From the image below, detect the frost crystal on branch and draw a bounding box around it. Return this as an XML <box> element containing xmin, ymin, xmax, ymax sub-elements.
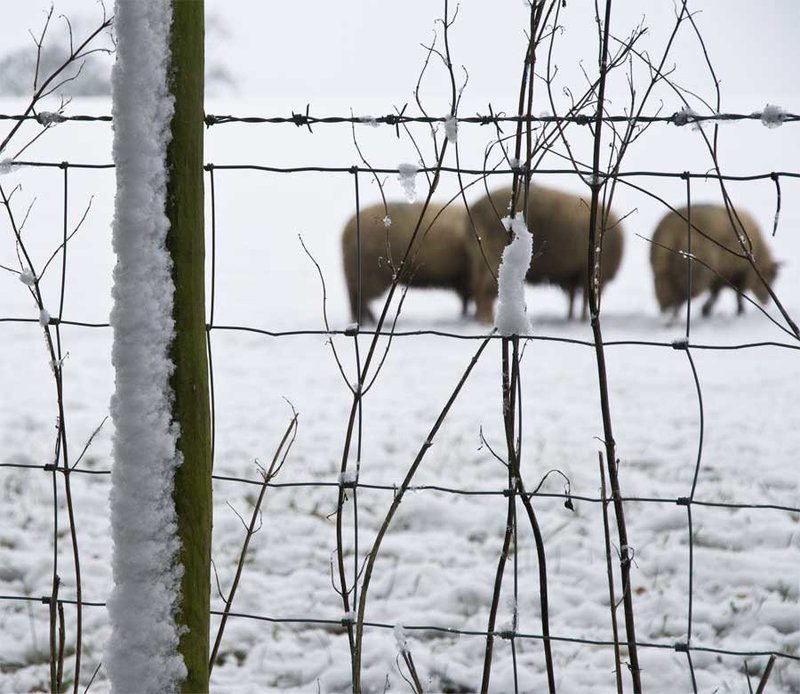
<box><xmin>495</xmin><ymin>215</ymin><xmax>533</xmax><ymax>336</ymax></box>
<box><xmin>397</xmin><ymin>162</ymin><xmax>419</xmax><ymax>202</ymax></box>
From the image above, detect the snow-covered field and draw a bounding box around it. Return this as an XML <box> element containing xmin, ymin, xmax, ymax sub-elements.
<box><xmin>2</xmin><ymin>5</ymin><xmax>800</xmax><ymax>692</ymax></box>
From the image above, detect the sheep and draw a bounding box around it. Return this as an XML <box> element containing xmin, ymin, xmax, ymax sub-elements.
<box><xmin>467</xmin><ymin>185</ymin><xmax>625</xmax><ymax>322</ymax></box>
<box><xmin>341</xmin><ymin>201</ymin><xmax>471</xmax><ymax>323</ymax></box>
<box><xmin>649</xmin><ymin>204</ymin><xmax>779</xmax><ymax>317</ymax></box>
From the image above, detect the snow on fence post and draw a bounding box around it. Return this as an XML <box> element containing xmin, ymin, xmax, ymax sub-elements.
<box><xmin>107</xmin><ymin>0</ymin><xmax>210</xmax><ymax>692</ymax></box>
<box><xmin>165</xmin><ymin>0</ymin><xmax>212</xmax><ymax>691</ymax></box>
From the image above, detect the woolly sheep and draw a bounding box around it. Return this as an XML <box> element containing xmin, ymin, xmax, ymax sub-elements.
<box><xmin>468</xmin><ymin>185</ymin><xmax>625</xmax><ymax>322</ymax></box>
<box><xmin>649</xmin><ymin>204</ymin><xmax>779</xmax><ymax>316</ymax></box>
<box><xmin>341</xmin><ymin>201</ymin><xmax>471</xmax><ymax>323</ymax></box>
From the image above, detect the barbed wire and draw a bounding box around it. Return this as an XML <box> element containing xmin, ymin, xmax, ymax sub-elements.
<box><xmin>1</xmin><ymin>109</ymin><xmax>798</xmax><ymax>129</ymax></box>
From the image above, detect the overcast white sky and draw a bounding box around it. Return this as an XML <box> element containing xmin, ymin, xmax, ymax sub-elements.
<box><xmin>1</xmin><ymin>1</ymin><xmax>798</xmax><ymax>111</ymax></box>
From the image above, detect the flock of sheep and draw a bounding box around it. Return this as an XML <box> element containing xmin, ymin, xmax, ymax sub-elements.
<box><xmin>341</xmin><ymin>185</ymin><xmax>780</xmax><ymax>323</ymax></box>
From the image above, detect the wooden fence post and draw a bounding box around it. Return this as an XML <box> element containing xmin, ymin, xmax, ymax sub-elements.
<box><xmin>165</xmin><ymin>2</ymin><xmax>211</xmax><ymax>691</ymax></box>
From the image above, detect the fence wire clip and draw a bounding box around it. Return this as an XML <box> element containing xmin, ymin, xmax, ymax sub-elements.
<box><xmin>676</xmin><ymin>496</ymin><xmax>691</xmax><ymax>507</ymax></box>
<box><xmin>673</xmin><ymin>641</ymin><xmax>689</xmax><ymax>653</ymax></box>
<box><xmin>43</xmin><ymin>463</ymin><xmax>58</xmax><ymax>472</ymax></box>
<box><xmin>671</xmin><ymin>337</ymin><xmax>689</xmax><ymax>350</ymax></box>
<box><xmin>344</xmin><ymin>323</ymin><xmax>359</xmax><ymax>336</ymax></box>
<box><xmin>498</xmin><ymin>629</ymin><xmax>516</xmax><ymax>640</ymax></box>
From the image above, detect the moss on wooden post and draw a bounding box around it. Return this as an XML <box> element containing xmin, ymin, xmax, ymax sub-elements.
<box><xmin>165</xmin><ymin>2</ymin><xmax>211</xmax><ymax>691</ymax></box>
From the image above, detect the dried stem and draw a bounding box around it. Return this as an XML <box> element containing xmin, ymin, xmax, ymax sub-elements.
<box><xmin>208</xmin><ymin>411</ymin><xmax>299</xmax><ymax>672</ymax></box>
<box><xmin>585</xmin><ymin>0</ymin><xmax>641</xmax><ymax>689</ymax></box>
<box><xmin>352</xmin><ymin>335</ymin><xmax>492</xmax><ymax>691</ymax></box>
<box><xmin>600</xmin><ymin>453</ymin><xmax>624</xmax><ymax>694</ymax></box>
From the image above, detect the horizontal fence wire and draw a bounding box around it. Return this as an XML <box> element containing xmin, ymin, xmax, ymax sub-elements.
<box><xmin>0</xmin><ymin>460</ymin><xmax>798</xmax><ymax>513</ymax></box>
<box><xmin>3</xmin><ymin>315</ymin><xmax>800</xmax><ymax>350</ymax></box>
<box><xmin>6</xmin><ymin>159</ymin><xmax>800</xmax><ymax>182</ymax></box>
<box><xmin>0</xmin><ymin>594</ymin><xmax>796</xmax><ymax>663</ymax></box>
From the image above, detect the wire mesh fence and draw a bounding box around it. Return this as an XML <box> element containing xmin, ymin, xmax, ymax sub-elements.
<box><xmin>1</xmin><ymin>111</ymin><xmax>799</xmax><ymax>691</ymax></box>
<box><xmin>1</xmin><ymin>2</ymin><xmax>800</xmax><ymax>692</ymax></box>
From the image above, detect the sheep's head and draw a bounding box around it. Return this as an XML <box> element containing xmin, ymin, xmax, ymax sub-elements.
<box><xmin>753</xmin><ymin>260</ymin><xmax>781</xmax><ymax>303</ymax></box>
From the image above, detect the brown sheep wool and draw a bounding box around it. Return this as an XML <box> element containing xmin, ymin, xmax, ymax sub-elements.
<box><xmin>468</xmin><ymin>185</ymin><xmax>625</xmax><ymax>322</ymax></box>
<box><xmin>650</xmin><ymin>204</ymin><xmax>779</xmax><ymax>317</ymax></box>
<box><xmin>341</xmin><ymin>201</ymin><xmax>471</xmax><ymax>323</ymax></box>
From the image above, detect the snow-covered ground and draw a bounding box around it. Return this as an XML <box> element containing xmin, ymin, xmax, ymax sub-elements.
<box><xmin>1</xmin><ymin>91</ymin><xmax>798</xmax><ymax>693</ymax></box>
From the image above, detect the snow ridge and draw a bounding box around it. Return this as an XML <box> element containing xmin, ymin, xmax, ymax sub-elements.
<box><xmin>106</xmin><ymin>1</ymin><xmax>186</xmax><ymax>692</ymax></box>
<box><xmin>495</xmin><ymin>214</ymin><xmax>533</xmax><ymax>336</ymax></box>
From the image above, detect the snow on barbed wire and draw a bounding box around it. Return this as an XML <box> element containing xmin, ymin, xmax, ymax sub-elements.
<box><xmin>444</xmin><ymin>114</ymin><xmax>458</xmax><ymax>143</ymax></box>
<box><xmin>36</xmin><ymin>111</ymin><xmax>67</xmax><ymax>125</ymax></box>
<box><xmin>495</xmin><ymin>215</ymin><xmax>533</xmax><ymax>336</ymax></box>
<box><xmin>673</xmin><ymin>105</ymin><xmax>701</xmax><ymax>129</ymax></box>
<box><xmin>383</xmin><ymin>215</ymin><xmax>392</xmax><ymax>228</ymax></box>
<box><xmin>358</xmin><ymin>115</ymin><xmax>379</xmax><ymax>128</ymax></box>
<box><xmin>759</xmin><ymin>103</ymin><xmax>786</xmax><ymax>129</ymax></box>
<box><xmin>397</xmin><ymin>162</ymin><xmax>419</xmax><ymax>203</ymax></box>
<box><xmin>105</xmin><ymin>0</ymin><xmax>186</xmax><ymax>691</ymax></box>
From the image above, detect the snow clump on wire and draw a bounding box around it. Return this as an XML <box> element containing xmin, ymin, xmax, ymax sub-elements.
<box><xmin>673</xmin><ymin>105</ymin><xmax>701</xmax><ymax>129</ymax></box>
<box><xmin>394</xmin><ymin>624</ymin><xmax>409</xmax><ymax>654</ymax></box>
<box><xmin>495</xmin><ymin>214</ymin><xmax>533</xmax><ymax>336</ymax></box>
<box><xmin>36</xmin><ymin>111</ymin><xmax>67</xmax><ymax>125</ymax></box>
<box><xmin>760</xmin><ymin>104</ymin><xmax>786</xmax><ymax>129</ymax></box>
<box><xmin>397</xmin><ymin>162</ymin><xmax>419</xmax><ymax>202</ymax></box>
<box><xmin>444</xmin><ymin>114</ymin><xmax>458</xmax><ymax>143</ymax></box>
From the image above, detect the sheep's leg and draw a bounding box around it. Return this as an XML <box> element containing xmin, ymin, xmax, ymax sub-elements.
<box><xmin>459</xmin><ymin>289</ymin><xmax>470</xmax><ymax>317</ymax></box>
<box><xmin>349</xmin><ymin>287</ymin><xmax>375</xmax><ymax>324</ymax></box>
<box><xmin>580</xmin><ymin>282</ymin><xmax>589</xmax><ymax>321</ymax></box>
<box><xmin>474</xmin><ymin>291</ymin><xmax>494</xmax><ymax>324</ymax></box>
<box><xmin>567</xmin><ymin>284</ymin><xmax>576</xmax><ymax>320</ymax></box>
<box><xmin>701</xmin><ymin>284</ymin><xmax>721</xmax><ymax>316</ymax></box>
